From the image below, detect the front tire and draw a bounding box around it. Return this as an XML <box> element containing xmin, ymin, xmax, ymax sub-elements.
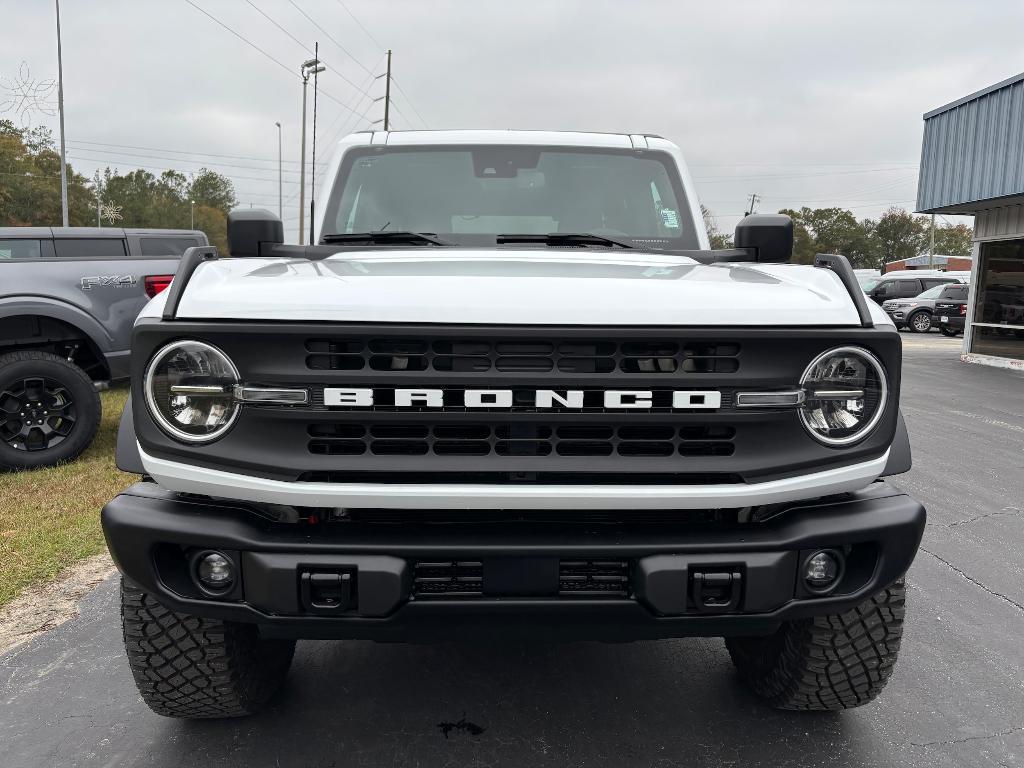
<box><xmin>908</xmin><ymin>311</ymin><xmax>932</xmax><ymax>333</ymax></box>
<box><xmin>0</xmin><ymin>350</ymin><xmax>101</xmax><ymax>470</ymax></box>
<box><xmin>725</xmin><ymin>580</ymin><xmax>906</xmax><ymax>710</ymax></box>
<box><xmin>120</xmin><ymin>580</ymin><xmax>295</xmax><ymax>719</ymax></box>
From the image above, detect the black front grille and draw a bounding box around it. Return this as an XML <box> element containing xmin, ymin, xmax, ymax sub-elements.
<box><xmin>413</xmin><ymin>561</ymin><xmax>483</xmax><ymax>598</ymax></box>
<box><xmin>411</xmin><ymin>559</ymin><xmax>630</xmax><ymax>599</ymax></box>
<box><xmin>307</xmin><ymin>337</ymin><xmax>740</xmax><ymax>375</ymax></box>
<box><xmin>559</xmin><ymin>560</ymin><xmax>630</xmax><ymax>597</ymax></box>
<box><xmin>298</xmin><ymin>470</ymin><xmax>741</xmax><ymax>484</ymax></box>
<box><xmin>308</xmin><ymin>423</ymin><xmax>736</xmax><ymax>458</ymax></box>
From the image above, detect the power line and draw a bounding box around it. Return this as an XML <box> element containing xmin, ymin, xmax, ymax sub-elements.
<box><xmin>65</xmin><ymin>143</ymin><xmax>303</xmax><ymax>175</ymax></box>
<box><xmin>287</xmin><ymin>0</ymin><xmax>374</xmax><ymax>76</ymax></box>
<box><xmin>389</xmin><ymin>77</ymin><xmax>428</xmax><ymax>128</ymax></box>
<box><xmin>183</xmin><ymin>0</ymin><xmax>296</xmax><ymax>79</ymax></box>
<box><xmin>243</xmin><ymin>0</ymin><xmax>376</xmax><ymax>101</ymax></box>
<box><xmin>66</xmin><ymin>154</ymin><xmax>301</xmax><ymax>184</ymax></box>
<box><xmin>184</xmin><ymin>0</ymin><xmax>364</xmax><ymax>118</ymax></box>
<box><xmin>66</xmin><ymin>138</ymin><xmax>299</xmax><ymax>165</ymax></box>
<box><xmin>334</xmin><ymin>0</ymin><xmax>383</xmax><ymax>50</ymax></box>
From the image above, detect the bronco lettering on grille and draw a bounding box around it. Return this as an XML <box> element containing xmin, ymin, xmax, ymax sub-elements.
<box><xmin>323</xmin><ymin>388</ymin><xmax>722</xmax><ymax>410</ymax></box>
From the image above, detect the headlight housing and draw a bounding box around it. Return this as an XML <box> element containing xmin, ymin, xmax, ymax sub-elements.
<box><xmin>799</xmin><ymin>346</ymin><xmax>887</xmax><ymax>446</ymax></box>
<box><xmin>144</xmin><ymin>340</ymin><xmax>240</xmax><ymax>443</ymax></box>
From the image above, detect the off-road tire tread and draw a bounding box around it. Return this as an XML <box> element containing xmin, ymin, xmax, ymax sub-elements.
<box><xmin>725</xmin><ymin>580</ymin><xmax>905</xmax><ymax>710</ymax></box>
<box><xmin>0</xmin><ymin>350</ymin><xmax>101</xmax><ymax>470</ymax></box>
<box><xmin>120</xmin><ymin>579</ymin><xmax>295</xmax><ymax>719</ymax></box>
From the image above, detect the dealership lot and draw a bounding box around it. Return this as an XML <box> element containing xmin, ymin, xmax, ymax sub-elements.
<box><xmin>1</xmin><ymin>335</ymin><xmax>1021</xmax><ymax>768</ymax></box>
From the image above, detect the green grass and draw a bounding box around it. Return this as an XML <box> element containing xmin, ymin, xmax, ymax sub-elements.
<box><xmin>0</xmin><ymin>388</ymin><xmax>136</xmax><ymax>607</ymax></box>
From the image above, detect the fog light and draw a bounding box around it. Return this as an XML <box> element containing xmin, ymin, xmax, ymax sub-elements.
<box><xmin>803</xmin><ymin>550</ymin><xmax>843</xmax><ymax>592</ymax></box>
<box><xmin>196</xmin><ymin>551</ymin><xmax>234</xmax><ymax>591</ymax></box>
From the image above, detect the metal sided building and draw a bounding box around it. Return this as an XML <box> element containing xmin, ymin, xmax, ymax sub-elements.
<box><xmin>917</xmin><ymin>72</ymin><xmax>1024</xmax><ymax>368</ymax></box>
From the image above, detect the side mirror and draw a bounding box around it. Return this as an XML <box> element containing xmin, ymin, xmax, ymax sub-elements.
<box><xmin>733</xmin><ymin>214</ymin><xmax>793</xmax><ymax>263</ymax></box>
<box><xmin>227</xmin><ymin>208</ymin><xmax>284</xmax><ymax>256</ymax></box>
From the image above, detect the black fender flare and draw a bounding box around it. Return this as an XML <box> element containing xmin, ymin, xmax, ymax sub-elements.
<box><xmin>116</xmin><ymin>393</ymin><xmax>145</xmax><ymax>474</ymax></box>
<box><xmin>880</xmin><ymin>410</ymin><xmax>912</xmax><ymax>476</ymax></box>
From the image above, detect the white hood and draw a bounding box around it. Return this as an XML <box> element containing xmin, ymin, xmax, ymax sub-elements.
<box><xmin>151</xmin><ymin>250</ymin><xmax>884</xmax><ymax>326</ymax></box>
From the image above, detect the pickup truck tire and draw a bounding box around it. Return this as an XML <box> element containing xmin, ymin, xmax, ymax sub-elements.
<box><xmin>908</xmin><ymin>311</ymin><xmax>932</xmax><ymax>333</ymax></box>
<box><xmin>0</xmin><ymin>350</ymin><xmax>101</xmax><ymax>470</ymax></box>
<box><xmin>940</xmin><ymin>327</ymin><xmax>960</xmax><ymax>337</ymax></box>
<box><xmin>121</xmin><ymin>580</ymin><xmax>296</xmax><ymax>719</ymax></box>
<box><xmin>724</xmin><ymin>580</ymin><xmax>906</xmax><ymax>710</ymax></box>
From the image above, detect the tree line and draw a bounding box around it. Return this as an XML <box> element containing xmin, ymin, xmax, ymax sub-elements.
<box><xmin>703</xmin><ymin>204</ymin><xmax>972</xmax><ymax>270</ymax></box>
<box><xmin>0</xmin><ymin>120</ymin><xmax>236</xmax><ymax>251</ymax></box>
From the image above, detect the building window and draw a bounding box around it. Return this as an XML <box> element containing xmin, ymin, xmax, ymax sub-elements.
<box><xmin>971</xmin><ymin>239</ymin><xmax>1024</xmax><ymax>359</ymax></box>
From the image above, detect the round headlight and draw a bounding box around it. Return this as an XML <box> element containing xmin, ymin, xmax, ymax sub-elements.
<box><xmin>799</xmin><ymin>346</ymin><xmax>887</xmax><ymax>446</ymax></box>
<box><xmin>144</xmin><ymin>340</ymin><xmax>240</xmax><ymax>442</ymax></box>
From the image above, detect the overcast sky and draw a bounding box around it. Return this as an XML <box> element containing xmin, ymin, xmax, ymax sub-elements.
<box><xmin>4</xmin><ymin>0</ymin><xmax>1021</xmax><ymax>242</ymax></box>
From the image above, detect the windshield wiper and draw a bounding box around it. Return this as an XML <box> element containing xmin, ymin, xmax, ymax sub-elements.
<box><xmin>496</xmin><ymin>232</ymin><xmax>634</xmax><ymax>249</ymax></box>
<box><xmin>320</xmin><ymin>231</ymin><xmax>451</xmax><ymax>246</ymax></box>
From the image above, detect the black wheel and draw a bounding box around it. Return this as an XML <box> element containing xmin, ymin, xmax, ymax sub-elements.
<box><xmin>120</xmin><ymin>579</ymin><xmax>295</xmax><ymax>719</ymax></box>
<box><xmin>940</xmin><ymin>327</ymin><xmax>959</xmax><ymax>337</ymax></box>
<box><xmin>907</xmin><ymin>311</ymin><xmax>932</xmax><ymax>333</ymax></box>
<box><xmin>0</xmin><ymin>350</ymin><xmax>101</xmax><ymax>470</ymax></box>
<box><xmin>725</xmin><ymin>580</ymin><xmax>906</xmax><ymax>711</ymax></box>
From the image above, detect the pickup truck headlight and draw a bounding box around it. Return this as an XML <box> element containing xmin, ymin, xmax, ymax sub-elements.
<box><xmin>798</xmin><ymin>347</ymin><xmax>887</xmax><ymax>446</ymax></box>
<box><xmin>144</xmin><ymin>340</ymin><xmax>240</xmax><ymax>442</ymax></box>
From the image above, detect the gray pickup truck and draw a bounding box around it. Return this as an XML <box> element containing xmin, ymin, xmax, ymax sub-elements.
<box><xmin>1</xmin><ymin>227</ymin><xmax>207</xmax><ymax>470</ymax></box>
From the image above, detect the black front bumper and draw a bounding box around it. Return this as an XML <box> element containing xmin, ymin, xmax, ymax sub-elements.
<box><xmin>101</xmin><ymin>482</ymin><xmax>925</xmax><ymax>641</ymax></box>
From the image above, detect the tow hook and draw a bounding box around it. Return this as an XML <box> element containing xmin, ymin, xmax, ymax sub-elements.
<box><xmin>690</xmin><ymin>569</ymin><xmax>742</xmax><ymax>613</ymax></box>
<box><xmin>299</xmin><ymin>570</ymin><xmax>355</xmax><ymax>614</ymax></box>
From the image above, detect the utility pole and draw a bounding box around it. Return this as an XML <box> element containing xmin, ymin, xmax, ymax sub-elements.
<box><xmin>383</xmin><ymin>49</ymin><xmax>391</xmax><ymax>131</ymax></box>
<box><xmin>275</xmin><ymin>121</ymin><xmax>283</xmax><ymax>220</ymax></box>
<box><xmin>928</xmin><ymin>213</ymin><xmax>936</xmax><ymax>269</ymax></box>
<box><xmin>298</xmin><ymin>56</ymin><xmax>325</xmax><ymax>244</ymax></box>
<box><xmin>745</xmin><ymin>193</ymin><xmax>760</xmax><ymax>216</ymax></box>
<box><xmin>55</xmin><ymin>0</ymin><xmax>69</xmax><ymax>227</ymax></box>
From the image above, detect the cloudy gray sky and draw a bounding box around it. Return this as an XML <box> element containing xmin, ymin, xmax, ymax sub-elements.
<box><xmin>4</xmin><ymin>0</ymin><xmax>1021</xmax><ymax>241</ymax></box>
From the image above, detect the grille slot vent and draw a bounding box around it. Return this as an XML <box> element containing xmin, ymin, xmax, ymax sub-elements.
<box><xmin>306</xmin><ymin>337</ymin><xmax>741</xmax><ymax>374</ymax></box>
<box><xmin>559</xmin><ymin>560</ymin><xmax>630</xmax><ymax>597</ymax></box>
<box><xmin>307</xmin><ymin>423</ymin><xmax>737</xmax><ymax>458</ymax></box>
<box><xmin>411</xmin><ymin>559</ymin><xmax>630</xmax><ymax>599</ymax></box>
<box><xmin>413</xmin><ymin>561</ymin><xmax>483</xmax><ymax>598</ymax></box>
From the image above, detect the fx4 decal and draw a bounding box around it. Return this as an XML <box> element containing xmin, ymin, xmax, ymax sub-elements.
<box><xmin>81</xmin><ymin>275</ymin><xmax>138</xmax><ymax>290</ymax></box>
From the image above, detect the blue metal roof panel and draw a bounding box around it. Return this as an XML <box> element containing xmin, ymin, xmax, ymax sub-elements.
<box><xmin>917</xmin><ymin>74</ymin><xmax>1024</xmax><ymax>213</ymax></box>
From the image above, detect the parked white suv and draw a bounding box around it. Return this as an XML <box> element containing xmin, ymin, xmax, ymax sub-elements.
<box><xmin>102</xmin><ymin>130</ymin><xmax>925</xmax><ymax>719</ymax></box>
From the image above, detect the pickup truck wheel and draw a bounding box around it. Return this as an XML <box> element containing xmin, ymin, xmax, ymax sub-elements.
<box><xmin>908</xmin><ymin>311</ymin><xmax>932</xmax><ymax>333</ymax></box>
<box><xmin>121</xmin><ymin>580</ymin><xmax>296</xmax><ymax>719</ymax></box>
<box><xmin>940</xmin><ymin>327</ymin><xmax>960</xmax><ymax>337</ymax></box>
<box><xmin>0</xmin><ymin>350</ymin><xmax>101</xmax><ymax>470</ymax></box>
<box><xmin>725</xmin><ymin>580</ymin><xmax>906</xmax><ymax>710</ymax></box>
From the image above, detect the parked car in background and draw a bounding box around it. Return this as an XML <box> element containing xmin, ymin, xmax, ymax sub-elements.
<box><xmin>882</xmin><ymin>282</ymin><xmax>970</xmax><ymax>333</ymax></box>
<box><xmin>861</xmin><ymin>273</ymin><xmax>959</xmax><ymax>305</ymax></box>
<box><xmin>0</xmin><ymin>227</ymin><xmax>207</xmax><ymax>469</ymax></box>
<box><xmin>935</xmin><ymin>293</ymin><xmax>969</xmax><ymax>337</ymax></box>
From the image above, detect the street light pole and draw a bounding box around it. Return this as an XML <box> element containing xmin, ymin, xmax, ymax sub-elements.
<box><xmin>275</xmin><ymin>121</ymin><xmax>283</xmax><ymax>220</ymax></box>
<box><xmin>55</xmin><ymin>0</ymin><xmax>69</xmax><ymax>227</ymax></box>
<box><xmin>298</xmin><ymin>57</ymin><xmax>325</xmax><ymax>244</ymax></box>
<box><xmin>190</xmin><ymin>200</ymin><xmax>195</xmax><ymax>230</ymax></box>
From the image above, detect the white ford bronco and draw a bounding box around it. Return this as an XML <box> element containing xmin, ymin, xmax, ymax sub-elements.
<box><xmin>102</xmin><ymin>130</ymin><xmax>924</xmax><ymax>719</ymax></box>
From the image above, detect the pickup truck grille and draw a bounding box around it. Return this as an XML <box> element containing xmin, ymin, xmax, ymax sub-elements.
<box><xmin>307</xmin><ymin>337</ymin><xmax>741</xmax><ymax>375</ymax></box>
<box><xmin>411</xmin><ymin>559</ymin><xmax>630</xmax><ymax>599</ymax></box>
<box><xmin>308</xmin><ymin>422</ymin><xmax>736</xmax><ymax>458</ymax></box>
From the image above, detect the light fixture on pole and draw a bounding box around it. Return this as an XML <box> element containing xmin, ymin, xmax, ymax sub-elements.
<box><xmin>190</xmin><ymin>200</ymin><xmax>195</xmax><ymax>230</ymax></box>
<box><xmin>274</xmin><ymin>121</ymin><xmax>283</xmax><ymax>220</ymax></box>
<box><xmin>298</xmin><ymin>57</ymin><xmax>325</xmax><ymax>244</ymax></box>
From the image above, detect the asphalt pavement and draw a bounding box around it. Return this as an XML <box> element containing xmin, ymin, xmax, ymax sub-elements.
<box><xmin>2</xmin><ymin>334</ymin><xmax>1023</xmax><ymax>768</ymax></box>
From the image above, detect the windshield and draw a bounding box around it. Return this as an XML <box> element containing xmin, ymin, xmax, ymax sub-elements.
<box><xmin>320</xmin><ymin>145</ymin><xmax>700</xmax><ymax>249</ymax></box>
<box><xmin>860</xmin><ymin>277</ymin><xmax>882</xmax><ymax>292</ymax></box>
<box><xmin>915</xmin><ymin>285</ymin><xmax>945</xmax><ymax>300</ymax></box>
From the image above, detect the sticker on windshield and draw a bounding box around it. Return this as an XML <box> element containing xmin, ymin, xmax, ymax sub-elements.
<box><xmin>660</xmin><ymin>208</ymin><xmax>680</xmax><ymax>229</ymax></box>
